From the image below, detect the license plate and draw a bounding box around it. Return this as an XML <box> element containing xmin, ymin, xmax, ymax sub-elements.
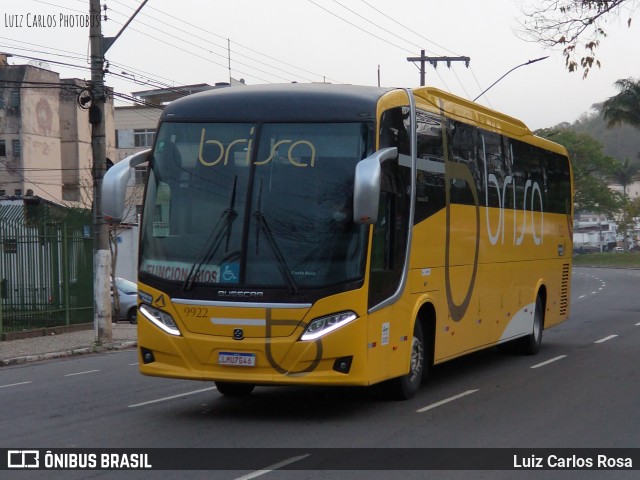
<box><xmin>218</xmin><ymin>352</ymin><xmax>256</xmax><ymax>367</ymax></box>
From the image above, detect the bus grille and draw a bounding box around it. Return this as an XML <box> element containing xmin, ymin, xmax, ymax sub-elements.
<box><xmin>559</xmin><ymin>263</ymin><xmax>570</xmax><ymax>317</ymax></box>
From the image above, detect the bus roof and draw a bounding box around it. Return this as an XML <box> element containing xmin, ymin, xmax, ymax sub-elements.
<box><xmin>412</xmin><ymin>86</ymin><xmax>568</xmax><ymax>156</ymax></box>
<box><xmin>161</xmin><ymin>83</ymin><xmax>395</xmax><ymax>123</ymax></box>
<box><xmin>159</xmin><ymin>82</ymin><xmax>567</xmax><ymax>157</ymax></box>
<box><xmin>413</xmin><ymin>87</ymin><xmax>531</xmax><ymax>137</ymax></box>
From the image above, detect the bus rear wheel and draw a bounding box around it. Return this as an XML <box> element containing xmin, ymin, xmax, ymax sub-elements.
<box><xmin>518</xmin><ymin>296</ymin><xmax>544</xmax><ymax>355</ymax></box>
<box><xmin>386</xmin><ymin>321</ymin><xmax>424</xmax><ymax>400</ymax></box>
<box><xmin>215</xmin><ymin>381</ymin><xmax>255</xmax><ymax>397</ymax></box>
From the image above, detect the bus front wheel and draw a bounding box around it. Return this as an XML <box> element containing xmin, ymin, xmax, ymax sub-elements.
<box><xmin>386</xmin><ymin>320</ymin><xmax>424</xmax><ymax>400</ymax></box>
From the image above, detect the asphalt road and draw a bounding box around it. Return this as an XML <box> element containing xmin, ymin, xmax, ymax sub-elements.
<box><xmin>1</xmin><ymin>267</ymin><xmax>639</xmax><ymax>480</ymax></box>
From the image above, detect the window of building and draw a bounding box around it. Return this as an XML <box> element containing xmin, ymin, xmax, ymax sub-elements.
<box><xmin>0</xmin><ymin>189</ymin><xmax>5</xmax><ymax>196</ymax></box>
<box><xmin>12</xmin><ymin>139</ymin><xmax>21</xmax><ymax>158</ymax></box>
<box><xmin>0</xmin><ymin>140</ymin><xmax>5</xmax><ymax>157</ymax></box>
<box><xmin>134</xmin><ymin>129</ymin><xmax>155</xmax><ymax>147</ymax></box>
<box><xmin>134</xmin><ymin>165</ymin><xmax>147</xmax><ymax>185</ymax></box>
<box><xmin>11</xmin><ymin>91</ymin><xmax>20</xmax><ymax>108</ymax></box>
<box><xmin>0</xmin><ymin>92</ymin><xmax>5</xmax><ymax>109</ymax></box>
<box><xmin>14</xmin><ymin>189</ymin><xmax>22</xmax><ymax>196</ymax></box>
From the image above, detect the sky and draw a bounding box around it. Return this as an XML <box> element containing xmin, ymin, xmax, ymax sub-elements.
<box><xmin>2</xmin><ymin>0</ymin><xmax>639</xmax><ymax>131</ymax></box>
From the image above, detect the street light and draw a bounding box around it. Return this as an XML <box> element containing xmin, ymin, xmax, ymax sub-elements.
<box><xmin>473</xmin><ymin>56</ymin><xmax>549</xmax><ymax>102</ymax></box>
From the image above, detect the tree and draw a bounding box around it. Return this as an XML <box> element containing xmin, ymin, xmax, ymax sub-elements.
<box><xmin>536</xmin><ymin>127</ymin><xmax>620</xmax><ymax>215</ymax></box>
<box><xmin>602</xmin><ymin>77</ymin><xmax>640</xmax><ymax>128</ymax></box>
<box><xmin>609</xmin><ymin>158</ymin><xmax>640</xmax><ymax>250</ymax></box>
<box><xmin>519</xmin><ymin>0</ymin><xmax>637</xmax><ymax>77</ymax></box>
<box><xmin>610</xmin><ymin>158</ymin><xmax>640</xmax><ymax>195</ymax></box>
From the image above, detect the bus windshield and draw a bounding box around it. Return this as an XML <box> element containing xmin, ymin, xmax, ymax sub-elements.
<box><xmin>139</xmin><ymin>121</ymin><xmax>371</xmax><ymax>293</ymax></box>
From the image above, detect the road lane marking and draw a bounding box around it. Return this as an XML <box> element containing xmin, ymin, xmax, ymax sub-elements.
<box><xmin>530</xmin><ymin>355</ymin><xmax>567</xmax><ymax>369</ymax></box>
<box><xmin>128</xmin><ymin>387</ymin><xmax>217</xmax><ymax>408</ymax></box>
<box><xmin>64</xmin><ymin>370</ymin><xmax>100</xmax><ymax>377</ymax></box>
<box><xmin>0</xmin><ymin>381</ymin><xmax>33</xmax><ymax>389</ymax></box>
<box><xmin>578</xmin><ymin>295</ymin><xmax>586</xmax><ymax>299</ymax></box>
<box><xmin>416</xmin><ymin>389</ymin><xmax>478</xmax><ymax>413</ymax></box>
<box><xmin>594</xmin><ymin>335</ymin><xmax>618</xmax><ymax>344</ymax></box>
<box><xmin>128</xmin><ymin>362</ymin><xmax>139</xmax><ymax>366</ymax></box>
<box><xmin>636</xmin><ymin>322</ymin><xmax>640</xmax><ymax>326</ymax></box>
<box><xmin>234</xmin><ymin>454</ymin><xmax>310</xmax><ymax>480</ymax></box>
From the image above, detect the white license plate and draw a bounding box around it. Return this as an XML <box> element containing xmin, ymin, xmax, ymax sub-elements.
<box><xmin>218</xmin><ymin>352</ymin><xmax>256</xmax><ymax>367</ymax></box>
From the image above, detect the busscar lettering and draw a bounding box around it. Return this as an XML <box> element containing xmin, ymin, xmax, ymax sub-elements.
<box><xmin>198</xmin><ymin>128</ymin><xmax>316</xmax><ymax>168</ymax></box>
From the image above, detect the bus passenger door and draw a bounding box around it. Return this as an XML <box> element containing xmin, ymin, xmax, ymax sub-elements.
<box><xmin>366</xmin><ymin>106</ymin><xmax>412</xmax><ymax>383</ymax></box>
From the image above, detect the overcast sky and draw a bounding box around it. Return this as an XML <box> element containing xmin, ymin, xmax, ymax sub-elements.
<box><xmin>3</xmin><ymin>0</ymin><xmax>639</xmax><ymax>130</ymax></box>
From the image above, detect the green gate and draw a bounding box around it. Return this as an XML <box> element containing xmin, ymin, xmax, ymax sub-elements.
<box><xmin>0</xmin><ymin>202</ymin><xmax>94</xmax><ymax>334</ymax></box>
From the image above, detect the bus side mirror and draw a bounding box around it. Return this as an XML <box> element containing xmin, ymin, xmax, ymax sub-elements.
<box><xmin>102</xmin><ymin>149</ymin><xmax>150</xmax><ymax>223</ymax></box>
<box><xmin>353</xmin><ymin>147</ymin><xmax>398</xmax><ymax>224</ymax></box>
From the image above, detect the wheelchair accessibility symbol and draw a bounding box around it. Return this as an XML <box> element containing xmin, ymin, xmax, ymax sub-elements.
<box><xmin>221</xmin><ymin>263</ymin><xmax>239</xmax><ymax>283</ymax></box>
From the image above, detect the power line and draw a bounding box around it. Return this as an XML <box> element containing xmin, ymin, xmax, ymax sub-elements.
<box><xmin>307</xmin><ymin>0</ymin><xmax>416</xmax><ymax>55</ymax></box>
<box><xmin>329</xmin><ymin>0</ymin><xmax>437</xmax><ymax>55</ymax></box>
<box><xmin>109</xmin><ymin>0</ymin><xmax>340</xmax><ymax>83</ymax></box>
<box><xmin>359</xmin><ymin>0</ymin><xmax>462</xmax><ymax>57</ymax></box>
<box><xmin>106</xmin><ymin>1</ymin><xmax>318</xmax><ymax>83</ymax></box>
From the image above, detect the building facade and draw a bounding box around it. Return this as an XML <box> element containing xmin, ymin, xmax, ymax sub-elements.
<box><xmin>0</xmin><ymin>54</ymin><xmax>115</xmax><ymax>208</ymax></box>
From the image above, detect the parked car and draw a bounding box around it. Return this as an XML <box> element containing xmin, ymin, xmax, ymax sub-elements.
<box><xmin>613</xmin><ymin>246</ymin><xmax>624</xmax><ymax>252</ymax></box>
<box><xmin>112</xmin><ymin>277</ymin><xmax>138</xmax><ymax>324</ymax></box>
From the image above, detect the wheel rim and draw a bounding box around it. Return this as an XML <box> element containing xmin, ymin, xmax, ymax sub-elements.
<box><xmin>408</xmin><ymin>336</ymin><xmax>424</xmax><ymax>383</ymax></box>
<box><xmin>533</xmin><ymin>304</ymin><xmax>542</xmax><ymax>342</ymax></box>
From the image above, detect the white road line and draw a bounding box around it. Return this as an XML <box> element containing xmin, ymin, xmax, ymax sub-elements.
<box><xmin>578</xmin><ymin>295</ymin><xmax>586</xmax><ymax>299</ymax></box>
<box><xmin>595</xmin><ymin>335</ymin><xmax>618</xmax><ymax>344</ymax></box>
<box><xmin>636</xmin><ymin>322</ymin><xmax>640</xmax><ymax>326</ymax></box>
<box><xmin>416</xmin><ymin>389</ymin><xmax>478</xmax><ymax>413</ymax></box>
<box><xmin>64</xmin><ymin>369</ymin><xmax>100</xmax><ymax>377</ymax></box>
<box><xmin>591</xmin><ymin>291</ymin><xmax>598</xmax><ymax>295</ymax></box>
<box><xmin>234</xmin><ymin>454</ymin><xmax>310</xmax><ymax>480</ymax></box>
<box><xmin>128</xmin><ymin>387</ymin><xmax>217</xmax><ymax>408</ymax></box>
<box><xmin>128</xmin><ymin>362</ymin><xmax>139</xmax><ymax>366</ymax></box>
<box><xmin>0</xmin><ymin>381</ymin><xmax>33</xmax><ymax>389</ymax></box>
<box><xmin>530</xmin><ymin>355</ymin><xmax>567</xmax><ymax>369</ymax></box>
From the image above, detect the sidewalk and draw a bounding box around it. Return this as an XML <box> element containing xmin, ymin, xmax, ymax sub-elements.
<box><xmin>0</xmin><ymin>323</ymin><xmax>137</xmax><ymax>366</ymax></box>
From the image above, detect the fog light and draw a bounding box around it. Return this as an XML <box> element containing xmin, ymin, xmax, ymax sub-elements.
<box><xmin>141</xmin><ymin>347</ymin><xmax>155</xmax><ymax>364</ymax></box>
<box><xmin>333</xmin><ymin>356</ymin><xmax>353</xmax><ymax>374</ymax></box>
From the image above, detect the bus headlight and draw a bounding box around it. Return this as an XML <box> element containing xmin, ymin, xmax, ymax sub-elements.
<box><xmin>139</xmin><ymin>304</ymin><xmax>181</xmax><ymax>336</ymax></box>
<box><xmin>300</xmin><ymin>311</ymin><xmax>357</xmax><ymax>341</ymax></box>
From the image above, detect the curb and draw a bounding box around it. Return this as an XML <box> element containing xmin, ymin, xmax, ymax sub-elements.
<box><xmin>0</xmin><ymin>340</ymin><xmax>137</xmax><ymax>367</ymax></box>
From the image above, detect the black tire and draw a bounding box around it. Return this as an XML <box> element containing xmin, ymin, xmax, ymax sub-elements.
<box><xmin>215</xmin><ymin>381</ymin><xmax>255</xmax><ymax>397</ymax></box>
<box><xmin>386</xmin><ymin>321</ymin><xmax>424</xmax><ymax>400</ymax></box>
<box><xmin>128</xmin><ymin>308</ymin><xmax>137</xmax><ymax>324</ymax></box>
<box><xmin>518</xmin><ymin>296</ymin><xmax>544</xmax><ymax>355</ymax></box>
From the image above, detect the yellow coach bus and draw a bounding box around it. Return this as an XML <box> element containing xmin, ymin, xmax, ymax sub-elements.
<box><xmin>103</xmin><ymin>84</ymin><xmax>572</xmax><ymax>400</ymax></box>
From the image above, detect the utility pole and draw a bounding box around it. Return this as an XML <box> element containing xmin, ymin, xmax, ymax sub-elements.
<box><xmin>406</xmin><ymin>50</ymin><xmax>471</xmax><ymax>86</ymax></box>
<box><xmin>89</xmin><ymin>0</ymin><xmax>111</xmax><ymax>344</ymax></box>
<box><xmin>89</xmin><ymin>0</ymin><xmax>148</xmax><ymax>344</ymax></box>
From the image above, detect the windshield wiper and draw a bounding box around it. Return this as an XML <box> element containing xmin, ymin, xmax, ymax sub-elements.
<box><xmin>182</xmin><ymin>176</ymin><xmax>238</xmax><ymax>291</ymax></box>
<box><xmin>253</xmin><ymin>180</ymin><xmax>299</xmax><ymax>295</ymax></box>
